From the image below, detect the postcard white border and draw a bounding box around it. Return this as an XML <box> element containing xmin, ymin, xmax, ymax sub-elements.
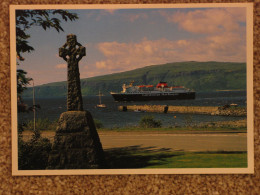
<box><xmin>10</xmin><ymin>3</ymin><xmax>254</xmax><ymax>176</ymax></box>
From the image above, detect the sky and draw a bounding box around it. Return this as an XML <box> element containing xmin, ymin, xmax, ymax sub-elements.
<box><xmin>18</xmin><ymin>7</ymin><xmax>247</xmax><ymax>86</ymax></box>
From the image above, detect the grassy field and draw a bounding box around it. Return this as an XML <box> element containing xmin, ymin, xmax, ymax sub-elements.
<box><xmin>20</xmin><ymin>116</ymin><xmax>247</xmax><ymax>169</ymax></box>
<box><xmin>104</xmin><ymin>146</ymin><xmax>247</xmax><ymax>169</ymax></box>
<box><xmin>21</xmin><ymin>130</ymin><xmax>247</xmax><ymax>169</ymax></box>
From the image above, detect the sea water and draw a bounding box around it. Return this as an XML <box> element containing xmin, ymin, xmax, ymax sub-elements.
<box><xmin>19</xmin><ymin>91</ymin><xmax>246</xmax><ymax>128</ymax></box>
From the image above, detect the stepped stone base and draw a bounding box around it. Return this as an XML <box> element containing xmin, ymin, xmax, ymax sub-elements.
<box><xmin>47</xmin><ymin>111</ymin><xmax>106</xmax><ymax>169</ymax></box>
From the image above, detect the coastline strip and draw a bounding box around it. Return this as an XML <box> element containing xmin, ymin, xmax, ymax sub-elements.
<box><xmin>118</xmin><ymin>105</ymin><xmax>246</xmax><ymax>116</ymax></box>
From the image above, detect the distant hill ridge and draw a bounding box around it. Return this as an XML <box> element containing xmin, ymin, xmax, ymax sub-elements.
<box><xmin>22</xmin><ymin>61</ymin><xmax>246</xmax><ymax>98</ymax></box>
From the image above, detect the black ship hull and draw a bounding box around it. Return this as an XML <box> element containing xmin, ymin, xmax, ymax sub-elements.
<box><xmin>111</xmin><ymin>92</ymin><xmax>196</xmax><ymax>102</ymax></box>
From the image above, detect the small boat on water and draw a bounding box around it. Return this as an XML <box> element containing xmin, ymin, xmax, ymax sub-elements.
<box><xmin>97</xmin><ymin>90</ymin><xmax>106</xmax><ymax>108</ymax></box>
<box><xmin>110</xmin><ymin>81</ymin><xmax>195</xmax><ymax>102</ymax></box>
<box><xmin>97</xmin><ymin>104</ymin><xmax>106</xmax><ymax>108</ymax></box>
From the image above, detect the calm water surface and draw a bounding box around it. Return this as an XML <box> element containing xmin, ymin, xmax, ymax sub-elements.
<box><xmin>20</xmin><ymin>91</ymin><xmax>246</xmax><ymax>128</ymax></box>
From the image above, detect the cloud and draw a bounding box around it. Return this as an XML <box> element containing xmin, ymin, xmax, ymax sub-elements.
<box><xmin>95</xmin><ymin>38</ymin><xmax>170</xmax><ymax>71</ymax></box>
<box><xmin>55</xmin><ymin>64</ymin><xmax>67</xmax><ymax>69</ymax></box>
<box><xmin>85</xmin><ymin>10</ymin><xmax>148</xmax><ymax>23</ymax></box>
<box><xmin>104</xmin><ymin>9</ymin><xmax>117</xmax><ymax>15</ymax></box>
<box><xmin>80</xmin><ymin>8</ymin><xmax>246</xmax><ymax>78</ymax></box>
<box><xmin>95</xmin><ymin>61</ymin><xmax>107</xmax><ymax>69</ymax></box>
<box><xmin>86</xmin><ymin>9</ymin><xmax>118</xmax><ymax>21</ymax></box>
<box><xmin>82</xmin><ymin>35</ymin><xmax>245</xmax><ymax>78</ymax></box>
<box><xmin>124</xmin><ymin>13</ymin><xmax>148</xmax><ymax>22</ymax></box>
<box><xmin>160</xmin><ymin>8</ymin><xmax>246</xmax><ymax>34</ymax></box>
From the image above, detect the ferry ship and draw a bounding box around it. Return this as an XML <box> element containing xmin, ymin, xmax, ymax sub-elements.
<box><xmin>110</xmin><ymin>81</ymin><xmax>195</xmax><ymax>102</ymax></box>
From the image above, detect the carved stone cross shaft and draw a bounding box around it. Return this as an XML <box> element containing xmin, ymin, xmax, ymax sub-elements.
<box><xmin>59</xmin><ymin>34</ymin><xmax>86</xmax><ymax>111</ymax></box>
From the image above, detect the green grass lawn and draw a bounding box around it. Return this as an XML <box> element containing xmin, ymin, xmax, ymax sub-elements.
<box><xmin>147</xmin><ymin>151</ymin><xmax>247</xmax><ymax>168</ymax></box>
<box><xmin>104</xmin><ymin>146</ymin><xmax>247</xmax><ymax>169</ymax></box>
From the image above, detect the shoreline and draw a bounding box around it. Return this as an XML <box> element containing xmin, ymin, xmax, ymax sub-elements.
<box><xmin>119</xmin><ymin>105</ymin><xmax>246</xmax><ymax>116</ymax></box>
<box><xmin>21</xmin><ymin>118</ymin><xmax>247</xmax><ymax>137</ymax></box>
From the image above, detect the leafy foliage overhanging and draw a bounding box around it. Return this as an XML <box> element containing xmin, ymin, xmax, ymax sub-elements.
<box><xmin>16</xmin><ymin>10</ymin><xmax>78</xmax><ymax>169</ymax></box>
<box><xmin>16</xmin><ymin>9</ymin><xmax>78</xmax><ymax>98</ymax></box>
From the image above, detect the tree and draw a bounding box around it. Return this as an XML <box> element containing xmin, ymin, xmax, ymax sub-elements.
<box><xmin>139</xmin><ymin>115</ymin><xmax>162</xmax><ymax>128</ymax></box>
<box><xmin>16</xmin><ymin>10</ymin><xmax>79</xmax><ymax>169</ymax></box>
<box><xmin>16</xmin><ymin>9</ymin><xmax>78</xmax><ymax>110</ymax></box>
<box><xmin>17</xmin><ymin>69</ymin><xmax>32</xmax><ymax>112</ymax></box>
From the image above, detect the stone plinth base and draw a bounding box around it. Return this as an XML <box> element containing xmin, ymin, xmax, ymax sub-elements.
<box><xmin>47</xmin><ymin>111</ymin><xmax>105</xmax><ymax>169</ymax></box>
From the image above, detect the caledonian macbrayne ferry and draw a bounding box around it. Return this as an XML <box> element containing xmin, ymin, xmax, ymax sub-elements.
<box><xmin>110</xmin><ymin>81</ymin><xmax>195</xmax><ymax>102</ymax></box>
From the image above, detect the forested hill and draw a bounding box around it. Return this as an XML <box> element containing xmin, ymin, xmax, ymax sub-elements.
<box><xmin>22</xmin><ymin>61</ymin><xmax>246</xmax><ymax>97</ymax></box>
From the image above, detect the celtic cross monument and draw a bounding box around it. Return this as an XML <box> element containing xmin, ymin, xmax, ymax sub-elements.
<box><xmin>59</xmin><ymin>34</ymin><xmax>85</xmax><ymax>111</ymax></box>
<box><xmin>47</xmin><ymin>34</ymin><xmax>105</xmax><ymax>169</ymax></box>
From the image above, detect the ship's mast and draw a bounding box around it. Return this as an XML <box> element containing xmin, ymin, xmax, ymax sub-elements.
<box><xmin>99</xmin><ymin>90</ymin><xmax>101</xmax><ymax>104</ymax></box>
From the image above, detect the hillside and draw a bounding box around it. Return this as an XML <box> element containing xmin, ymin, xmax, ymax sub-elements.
<box><xmin>22</xmin><ymin>61</ymin><xmax>246</xmax><ymax>98</ymax></box>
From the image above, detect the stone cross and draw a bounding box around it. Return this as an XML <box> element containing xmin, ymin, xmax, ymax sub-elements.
<box><xmin>59</xmin><ymin>34</ymin><xmax>86</xmax><ymax>111</ymax></box>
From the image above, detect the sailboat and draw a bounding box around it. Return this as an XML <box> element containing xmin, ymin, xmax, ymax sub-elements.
<box><xmin>97</xmin><ymin>90</ymin><xmax>106</xmax><ymax>108</ymax></box>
